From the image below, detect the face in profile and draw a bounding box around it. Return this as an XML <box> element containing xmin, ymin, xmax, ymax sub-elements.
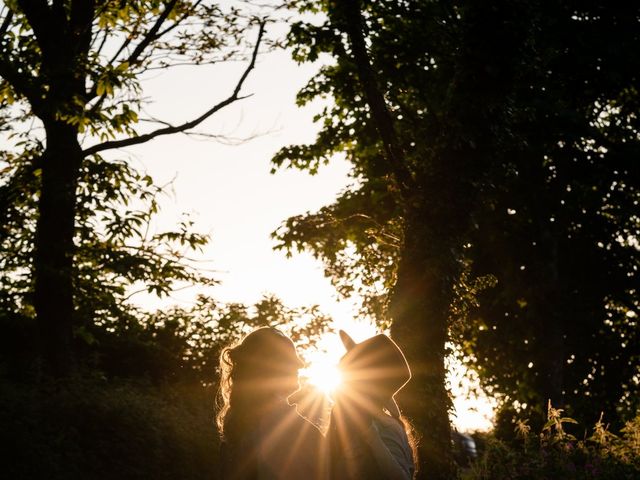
<box><xmin>265</xmin><ymin>342</ymin><xmax>303</xmax><ymax>397</ymax></box>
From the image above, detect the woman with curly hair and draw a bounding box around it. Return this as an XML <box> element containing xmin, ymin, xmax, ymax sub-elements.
<box><xmin>216</xmin><ymin>327</ymin><xmax>327</xmax><ymax>480</ymax></box>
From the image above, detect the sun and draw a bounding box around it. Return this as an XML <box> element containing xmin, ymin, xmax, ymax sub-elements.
<box><xmin>299</xmin><ymin>322</ymin><xmax>378</xmax><ymax>395</ymax></box>
<box><xmin>299</xmin><ymin>335</ymin><xmax>347</xmax><ymax>394</ymax></box>
<box><xmin>298</xmin><ymin>325</ymin><xmax>497</xmax><ymax>433</ymax></box>
<box><xmin>303</xmin><ymin>358</ymin><xmax>342</xmax><ymax>394</ymax></box>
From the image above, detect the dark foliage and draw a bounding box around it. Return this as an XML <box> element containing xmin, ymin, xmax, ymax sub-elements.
<box><xmin>0</xmin><ymin>378</ymin><xmax>220</xmax><ymax>480</ymax></box>
<box><xmin>277</xmin><ymin>1</ymin><xmax>640</xmax><ymax>475</ymax></box>
<box><xmin>462</xmin><ymin>406</ymin><xmax>640</xmax><ymax>480</ymax></box>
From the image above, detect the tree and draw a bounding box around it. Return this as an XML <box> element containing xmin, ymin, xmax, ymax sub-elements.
<box><xmin>276</xmin><ymin>0</ymin><xmax>526</xmax><ymax>476</ymax></box>
<box><xmin>0</xmin><ymin>150</ymin><xmax>219</xmax><ymax>378</ymax></box>
<box><xmin>84</xmin><ymin>292</ymin><xmax>332</xmax><ymax>385</ymax></box>
<box><xmin>0</xmin><ymin>149</ymin><xmax>334</xmax><ymax>383</ymax></box>
<box><xmin>278</xmin><ymin>0</ymin><xmax>639</xmax><ymax>476</ymax></box>
<box><xmin>0</xmin><ymin>0</ymin><xmax>265</xmax><ymax>375</ymax></box>
<box><xmin>453</xmin><ymin>1</ymin><xmax>640</xmax><ymax>433</ymax></box>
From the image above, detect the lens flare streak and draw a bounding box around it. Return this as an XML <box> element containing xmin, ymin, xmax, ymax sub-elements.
<box><xmin>303</xmin><ymin>360</ymin><xmax>343</xmax><ymax>394</ymax></box>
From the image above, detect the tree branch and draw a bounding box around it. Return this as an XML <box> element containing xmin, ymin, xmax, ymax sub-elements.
<box><xmin>335</xmin><ymin>0</ymin><xmax>415</xmax><ymax>198</ymax></box>
<box><xmin>155</xmin><ymin>0</ymin><xmax>203</xmax><ymax>38</ymax></box>
<box><xmin>70</xmin><ymin>0</ymin><xmax>96</xmax><ymax>36</ymax></box>
<box><xmin>69</xmin><ymin>0</ymin><xmax>96</xmax><ymax>63</ymax></box>
<box><xmin>85</xmin><ymin>0</ymin><xmax>178</xmax><ymax>100</ymax></box>
<box><xmin>15</xmin><ymin>0</ymin><xmax>54</xmax><ymax>54</ymax></box>
<box><xmin>82</xmin><ymin>21</ymin><xmax>265</xmax><ymax>157</ymax></box>
<box><xmin>126</xmin><ymin>0</ymin><xmax>179</xmax><ymax>67</ymax></box>
<box><xmin>106</xmin><ymin>14</ymin><xmax>145</xmax><ymax>66</ymax></box>
<box><xmin>0</xmin><ymin>9</ymin><xmax>13</xmax><ymax>39</ymax></box>
<box><xmin>51</xmin><ymin>0</ymin><xmax>67</xmax><ymax>28</ymax></box>
<box><xmin>0</xmin><ymin>55</ymin><xmax>39</xmax><ymax>105</ymax></box>
<box><xmin>93</xmin><ymin>24</ymin><xmax>111</xmax><ymax>57</ymax></box>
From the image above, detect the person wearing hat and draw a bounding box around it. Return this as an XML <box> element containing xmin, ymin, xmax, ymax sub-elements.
<box><xmin>216</xmin><ymin>327</ymin><xmax>328</xmax><ymax>479</ymax></box>
<box><xmin>328</xmin><ymin>330</ymin><xmax>417</xmax><ymax>480</ymax></box>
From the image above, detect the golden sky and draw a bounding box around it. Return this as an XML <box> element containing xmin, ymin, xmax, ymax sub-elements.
<box><xmin>112</xmin><ymin>40</ymin><xmax>494</xmax><ymax>432</ymax></box>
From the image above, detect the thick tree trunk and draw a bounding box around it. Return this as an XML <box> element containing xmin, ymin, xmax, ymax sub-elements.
<box><xmin>390</xmin><ymin>212</ymin><xmax>457</xmax><ymax>480</ymax></box>
<box><xmin>33</xmin><ymin>120</ymin><xmax>83</xmax><ymax>376</ymax></box>
<box><xmin>328</xmin><ymin>2</ymin><xmax>462</xmax><ymax>476</ymax></box>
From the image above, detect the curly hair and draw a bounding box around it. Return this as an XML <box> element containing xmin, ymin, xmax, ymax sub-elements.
<box><xmin>215</xmin><ymin>326</ymin><xmax>304</xmax><ymax>478</ymax></box>
<box><xmin>216</xmin><ymin>327</ymin><xmax>303</xmax><ymax>443</ymax></box>
<box><xmin>215</xmin><ymin>344</ymin><xmax>235</xmax><ymax>440</ymax></box>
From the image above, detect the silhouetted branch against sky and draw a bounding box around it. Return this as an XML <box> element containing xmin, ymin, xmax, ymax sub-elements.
<box><xmin>83</xmin><ymin>20</ymin><xmax>266</xmax><ymax>157</ymax></box>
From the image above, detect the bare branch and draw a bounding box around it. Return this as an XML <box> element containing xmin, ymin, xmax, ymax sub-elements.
<box><xmin>178</xmin><ymin>129</ymin><xmax>266</xmax><ymax>146</ymax></box>
<box><xmin>143</xmin><ymin>60</ymin><xmax>219</xmax><ymax>71</ymax></box>
<box><xmin>139</xmin><ymin>115</ymin><xmax>271</xmax><ymax>144</ymax></box>
<box><xmin>82</xmin><ymin>21</ymin><xmax>266</xmax><ymax>156</ymax></box>
<box><xmin>139</xmin><ymin>117</ymin><xmax>174</xmax><ymax>128</ymax></box>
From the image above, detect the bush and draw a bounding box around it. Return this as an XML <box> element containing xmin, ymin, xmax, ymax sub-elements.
<box><xmin>0</xmin><ymin>378</ymin><xmax>219</xmax><ymax>480</ymax></box>
<box><xmin>461</xmin><ymin>403</ymin><xmax>640</xmax><ymax>480</ymax></box>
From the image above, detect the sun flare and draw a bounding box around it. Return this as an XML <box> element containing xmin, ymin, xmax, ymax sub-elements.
<box><xmin>303</xmin><ymin>357</ymin><xmax>342</xmax><ymax>394</ymax></box>
<box><xmin>298</xmin><ymin>325</ymin><xmax>497</xmax><ymax>432</ymax></box>
<box><xmin>299</xmin><ymin>322</ymin><xmax>379</xmax><ymax>395</ymax></box>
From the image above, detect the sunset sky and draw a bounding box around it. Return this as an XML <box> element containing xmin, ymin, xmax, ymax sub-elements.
<box><xmin>125</xmin><ymin>47</ymin><xmax>357</xmax><ymax>320</ymax></box>
<box><xmin>111</xmin><ymin>33</ymin><xmax>494</xmax><ymax>432</ymax></box>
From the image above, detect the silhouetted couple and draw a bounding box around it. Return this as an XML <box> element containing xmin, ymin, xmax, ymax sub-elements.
<box><xmin>216</xmin><ymin>327</ymin><xmax>416</xmax><ymax>479</ymax></box>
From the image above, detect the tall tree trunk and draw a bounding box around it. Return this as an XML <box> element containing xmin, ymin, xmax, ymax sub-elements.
<box><xmin>330</xmin><ymin>1</ymin><xmax>457</xmax><ymax>476</ymax></box>
<box><xmin>390</xmin><ymin>211</ymin><xmax>456</xmax><ymax>480</ymax></box>
<box><xmin>33</xmin><ymin>120</ymin><xmax>83</xmax><ymax>376</ymax></box>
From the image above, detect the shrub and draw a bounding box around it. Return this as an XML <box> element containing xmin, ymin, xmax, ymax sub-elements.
<box><xmin>461</xmin><ymin>403</ymin><xmax>640</xmax><ymax>480</ymax></box>
<box><xmin>0</xmin><ymin>378</ymin><xmax>219</xmax><ymax>480</ymax></box>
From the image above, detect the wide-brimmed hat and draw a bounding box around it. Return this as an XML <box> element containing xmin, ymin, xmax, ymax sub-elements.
<box><xmin>338</xmin><ymin>330</ymin><xmax>411</xmax><ymax>418</ymax></box>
